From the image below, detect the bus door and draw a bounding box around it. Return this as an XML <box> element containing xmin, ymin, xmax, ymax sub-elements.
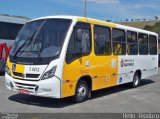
<box><xmin>62</xmin><ymin>22</ymin><xmax>92</xmax><ymax>97</ymax></box>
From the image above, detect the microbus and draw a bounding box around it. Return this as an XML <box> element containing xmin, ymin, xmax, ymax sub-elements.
<box><xmin>5</xmin><ymin>16</ymin><xmax>158</xmax><ymax>103</ymax></box>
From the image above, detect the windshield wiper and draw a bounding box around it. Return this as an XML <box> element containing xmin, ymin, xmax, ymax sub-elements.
<box><xmin>13</xmin><ymin>19</ymin><xmax>47</xmax><ymax>59</ymax></box>
<box><xmin>36</xmin><ymin>19</ymin><xmax>47</xmax><ymax>61</ymax></box>
<box><xmin>37</xmin><ymin>45</ymin><xmax>43</xmax><ymax>61</ymax></box>
<box><xmin>13</xmin><ymin>30</ymin><xmax>37</xmax><ymax>59</ymax></box>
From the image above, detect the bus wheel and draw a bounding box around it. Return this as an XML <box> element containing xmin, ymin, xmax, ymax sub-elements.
<box><xmin>132</xmin><ymin>73</ymin><xmax>141</xmax><ymax>88</ymax></box>
<box><xmin>73</xmin><ymin>80</ymin><xmax>89</xmax><ymax>103</ymax></box>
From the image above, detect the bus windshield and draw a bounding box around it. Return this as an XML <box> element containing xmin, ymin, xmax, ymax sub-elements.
<box><xmin>10</xmin><ymin>19</ymin><xmax>71</xmax><ymax>59</ymax></box>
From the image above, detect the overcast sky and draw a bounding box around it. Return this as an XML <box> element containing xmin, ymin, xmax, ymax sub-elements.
<box><xmin>0</xmin><ymin>0</ymin><xmax>160</xmax><ymax>21</ymax></box>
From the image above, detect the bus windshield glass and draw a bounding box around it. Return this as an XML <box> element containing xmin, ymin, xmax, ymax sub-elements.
<box><xmin>10</xmin><ymin>19</ymin><xmax>71</xmax><ymax>58</ymax></box>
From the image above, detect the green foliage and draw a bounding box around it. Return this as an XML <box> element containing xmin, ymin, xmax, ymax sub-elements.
<box><xmin>119</xmin><ymin>20</ymin><xmax>159</xmax><ymax>29</ymax></box>
<box><xmin>155</xmin><ymin>22</ymin><xmax>160</xmax><ymax>27</ymax></box>
<box><xmin>144</xmin><ymin>22</ymin><xmax>160</xmax><ymax>33</ymax></box>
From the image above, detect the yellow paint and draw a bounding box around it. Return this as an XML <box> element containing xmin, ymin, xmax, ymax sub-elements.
<box><xmin>62</xmin><ymin>81</ymin><xmax>77</xmax><ymax>97</ymax></box>
<box><xmin>62</xmin><ymin>56</ymin><xmax>118</xmax><ymax>98</ymax></box>
<box><xmin>62</xmin><ymin>19</ymin><xmax>118</xmax><ymax>98</ymax></box>
<box><xmin>7</xmin><ymin>59</ymin><xmax>25</xmax><ymax>79</ymax></box>
<box><xmin>77</xmin><ymin>17</ymin><xmax>117</xmax><ymax>28</ymax></box>
<box><xmin>6</xmin><ymin>17</ymin><xmax>119</xmax><ymax>98</ymax></box>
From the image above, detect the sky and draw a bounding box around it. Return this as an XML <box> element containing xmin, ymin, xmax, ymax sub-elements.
<box><xmin>0</xmin><ymin>0</ymin><xmax>160</xmax><ymax>21</ymax></box>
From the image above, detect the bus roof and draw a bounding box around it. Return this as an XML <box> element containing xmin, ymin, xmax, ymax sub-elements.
<box><xmin>0</xmin><ymin>14</ymin><xmax>30</xmax><ymax>24</ymax></box>
<box><xmin>32</xmin><ymin>15</ymin><xmax>158</xmax><ymax>36</ymax></box>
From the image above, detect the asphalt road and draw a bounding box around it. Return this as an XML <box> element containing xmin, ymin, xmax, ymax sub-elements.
<box><xmin>0</xmin><ymin>70</ymin><xmax>160</xmax><ymax>113</ymax></box>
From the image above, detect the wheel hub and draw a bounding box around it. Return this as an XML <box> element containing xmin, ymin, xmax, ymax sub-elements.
<box><xmin>77</xmin><ymin>84</ymin><xmax>87</xmax><ymax>100</ymax></box>
<box><xmin>134</xmin><ymin>75</ymin><xmax>139</xmax><ymax>86</ymax></box>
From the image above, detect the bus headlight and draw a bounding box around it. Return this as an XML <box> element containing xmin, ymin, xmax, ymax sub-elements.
<box><xmin>41</xmin><ymin>66</ymin><xmax>57</xmax><ymax>80</ymax></box>
<box><xmin>5</xmin><ymin>65</ymin><xmax>11</xmax><ymax>76</ymax></box>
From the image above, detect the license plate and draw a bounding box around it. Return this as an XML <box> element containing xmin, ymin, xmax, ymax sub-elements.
<box><xmin>19</xmin><ymin>89</ymin><xmax>29</xmax><ymax>94</ymax></box>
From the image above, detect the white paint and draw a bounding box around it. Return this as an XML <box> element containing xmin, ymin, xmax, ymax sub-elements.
<box><xmin>112</xmin><ymin>59</ymin><xmax>117</xmax><ymax>68</ymax></box>
<box><xmin>85</xmin><ymin>60</ymin><xmax>90</xmax><ymax>67</ymax></box>
<box><xmin>5</xmin><ymin>15</ymin><xmax>159</xmax><ymax>98</ymax></box>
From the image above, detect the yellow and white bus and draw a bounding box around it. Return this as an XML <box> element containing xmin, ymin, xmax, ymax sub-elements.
<box><xmin>5</xmin><ymin>16</ymin><xmax>158</xmax><ymax>103</ymax></box>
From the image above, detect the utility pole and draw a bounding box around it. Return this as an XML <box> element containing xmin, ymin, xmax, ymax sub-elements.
<box><xmin>84</xmin><ymin>0</ymin><xmax>87</xmax><ymax>17</ymax></box>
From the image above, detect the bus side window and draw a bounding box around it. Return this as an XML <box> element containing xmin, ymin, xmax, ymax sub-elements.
<box><xmin>76</xmin><ymin>28</ymin><xmax>90</xmax><ymax>54</ymax></box>
<box><xmin>66</xmin><ymin>23</ymin><xmax>91</xmax><ymax>63</ymax></box>
<box><xmin>112</xmin><ymin>28</ymin><xmax>126</xmax><ymax>55</ymax></box>
<box><xmin>149</xmin><ymin>35</ymin><xmax>157</xmax><ymax>55</ymax></box>
<box><xmin>94</xmin><ymin>25</ymin><xmax>111</xmax><ymax>55</ymax></box>
<box><xmin>139</xmin><ymin>33</ymin><xmax>148</xmax><ymax>55</ymax></box>
<box><xmin>127</xmin><ymin>31</ymin><xmax>138</xmax><ymax>55</ymax></box>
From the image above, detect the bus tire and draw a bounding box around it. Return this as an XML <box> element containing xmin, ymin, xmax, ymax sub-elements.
<box><xmin>132</xmin><ymin>73</ymin><xmax>141</xmax><ymax>88</ymax></box>
<box><xmin>73</xmin><ymin>80</ymin><xmax>89</xmax><ymax>103</ymax></box>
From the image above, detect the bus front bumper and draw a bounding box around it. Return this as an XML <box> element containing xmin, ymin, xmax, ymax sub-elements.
<box><xmin>5</xmin><ymin>73</ymin><xmax>61</xmax><ymax>98</ymax></box>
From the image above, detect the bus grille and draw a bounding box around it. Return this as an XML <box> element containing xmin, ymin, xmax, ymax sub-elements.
<box><xmin>14</xmin><ymin>82</ymin><xmax>36</xmax><ymax>93</ymax></box>
<box><xmin>13</xmin><ymin>72</ymin><xmax>40</xmax><ymax>78</ymax></box>
<box><xmin>26</xmin><ymin>74</ymin><xmax>40</xmax><ymax>78</ymax></box>
<box><xmin>13</xmin><ymin>72</ymin><xmax>22</xmax><ymax>77</ymax></box>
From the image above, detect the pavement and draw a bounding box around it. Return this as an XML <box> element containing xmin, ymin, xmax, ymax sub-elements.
<box><xmin>0</xmin><ymin>70</ymin><xmax>160</xmax><ymax>113</ymax></box>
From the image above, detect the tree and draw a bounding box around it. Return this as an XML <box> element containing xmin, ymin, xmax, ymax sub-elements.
<box><xmin>155</xmin><ymin>16</ymin><xmax>159</xmax><ymax>20</ymax></box>
<box><xmin>137</xmin><ymin>19</ymin><xmax>140</xmax><ymax>21</ymax></box>
<box><xmin>144</xmin><ymin>25</ymin><xmax>152</xmax><ymax>31</ymax></box>
<box><xmin>106</xmin><ymin>19</ymin><xmax>112</xmax><ymax>22</ymax></box>
<box><xmin>125</xmin><ymin>19</ymin><xmax>129</xmax><ymax>22</ymax></box>
<box><xmin>154</xmin><ymin>22</ymin><xmax>160</xmax><ymax>27</ymax></box>
<box><xmin>144</xmin><ymin>22</ymin><xmax>160</xmax><ymax>33</ymax></box>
